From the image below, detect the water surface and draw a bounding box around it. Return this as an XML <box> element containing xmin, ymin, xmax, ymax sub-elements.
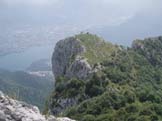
<box><xmin>0</xmin><ymin>45</ymin><xmax>54</xmax><ymax>71</ymax></box>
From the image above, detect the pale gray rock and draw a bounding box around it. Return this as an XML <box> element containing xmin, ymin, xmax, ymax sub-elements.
<box><xmin>0</xmin><ymin>91</ymin><xmax>46</xmax><ymax>121</ymax></box>
<box><xmin>52</xmin><ymin>37</ymin><xmax>92</xmax><ymax>80</ymax></box>
<box><xmin>0</xmin><ymin>91</ymin><xmax>75</xmax><ymax>121</ymax></box>
<box><xmin>57</xmin><ymin>117</ymin><xmax>75</xmax><ymax>121</ymax></box>
<box><xmin>66</xmin><ymin>56</ymin><xmax>92</xmax><ymax>79</ymax></box>
<box><xmin>48</xmin><ymin>116</ymin><xmax>75</xmax><ymax>121</ymax></box>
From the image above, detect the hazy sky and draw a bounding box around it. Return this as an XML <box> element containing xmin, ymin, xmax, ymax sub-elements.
<box><xmin>1</xmin><ymin>0</ymin><xmax>162</xmax><ymax>27</ymax></box>
<box><xmin>0</xmin><ymin>0</ymin><xmax>162</xmax><ymax>70</ymax></box>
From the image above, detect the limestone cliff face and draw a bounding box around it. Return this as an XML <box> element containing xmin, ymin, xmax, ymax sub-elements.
<box><xmin>52</xmin><ymin>36</ymin><xmax>92</xmax><ymax>80</ymax></box>
<box><xmin>52</xmin><ymin>33</ymin><xmax>118</xmax><ymax>81</ymax></box>
<box><xmin>0</xmin><ymin>91</ymin><xmax>75</xmax><ymax>121</ymax></box>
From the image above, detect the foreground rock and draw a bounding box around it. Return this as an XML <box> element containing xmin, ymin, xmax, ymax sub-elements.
<box><xmin>0</xmin><ymin>91</ymin><xmax>75</xmax><ymax>121</ymax></box>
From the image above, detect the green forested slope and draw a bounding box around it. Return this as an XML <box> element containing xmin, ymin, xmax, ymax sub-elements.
<box><xmin>50</xmin><ymin>34</ymin><xmax>162</xmax><ymax>121</ymax></box>
<box><xmin>0</xmin><ymin>69</ymin><xmax>54</xmax><ymax>111</ymax></box>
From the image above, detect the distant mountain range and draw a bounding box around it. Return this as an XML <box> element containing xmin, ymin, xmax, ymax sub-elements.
<box><xmin>90</xmin><ymin>13</ymin><xmax>162</xmax><ymax>46</ymax></box>
<box><xmin>1</xmin><ymin>11</ymin><xmax>162</xmax><ymax>56</ymax></box>
<box><xmin>0</xmin><ymin>24</ymin><xmax>82</xmax><ymax>56</ymax></box>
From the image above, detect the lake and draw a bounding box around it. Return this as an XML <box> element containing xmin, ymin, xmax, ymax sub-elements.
<box><xmin>0</xmin><ymin>45</ymin><xmax>54</xmax><ymax>71</ymax></box>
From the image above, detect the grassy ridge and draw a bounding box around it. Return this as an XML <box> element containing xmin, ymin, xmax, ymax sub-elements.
<box><xmin>75</xmin><ymin>33</ymin><xmax>119</xmax><ymax>65</ymax></box>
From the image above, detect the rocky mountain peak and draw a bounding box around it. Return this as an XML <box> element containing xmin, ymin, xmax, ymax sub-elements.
<box><xmin>50</xmin><ymin>33</ymin><xmax>120</xmax><ymax>115</ymax></box>
<box><xmin>52</xmin><ymin>35</ymin><xmax>88</xmax><ymax>80</ymax></box>
<box><xmin>0</xmin><ymin>91</ymin><xmax>75</xmax><ymax>121</ymax></box>
<box><xmin>52</xmin><ymin>33</ymin><xmax>118</xmax><ymax>80</ymax></box>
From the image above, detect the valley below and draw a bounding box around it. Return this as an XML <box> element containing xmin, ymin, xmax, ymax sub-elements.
<box><xmin>0</xmin><ymin>45</ymin><xmax>55</xmax><ymax>111</ymax></box>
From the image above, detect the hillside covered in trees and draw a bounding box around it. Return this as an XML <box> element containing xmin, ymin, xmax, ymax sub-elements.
<box><xmin>0</xmin><ymin>69</ymin><xmax>54</xmax><ymax>111</ymax></box>
<box><xmin>49</xmin><ymin>33</ymin><xmax>162</xmax><ymax>121</ymax></box>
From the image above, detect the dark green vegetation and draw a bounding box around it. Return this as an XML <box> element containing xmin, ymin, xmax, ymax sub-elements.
<box><xmin>0</xmin><ymin>69</ymin><xmax>54</xmax><ymax>111</ymax></box>
<box><xmin>50</xmin><ymin>34</ymin><xmax>162</xmax><ymax>121</ymax></box>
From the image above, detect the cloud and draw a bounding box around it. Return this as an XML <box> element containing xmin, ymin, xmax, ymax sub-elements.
<box><xmin>53</xmin><ymin>0</ymin><xmax>152</xmax><ymax>26</ymax></box>
<box><xmin>4</xmin><ymin>0</ymin><xmax>59</xmax><ymax>5</ymax></box>
<box><xmin>2</xmin><ymin>0</ymin><xmax>60</xmax><ymax>7</ymax></box>
<box><xmin>1</xmin><ymin>0</ymin><xmax>162</xmax><ymax>27</ymax></box>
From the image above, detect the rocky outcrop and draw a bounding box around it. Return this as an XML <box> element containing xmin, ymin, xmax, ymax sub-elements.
<box><xmin>52</xmin><ymin>33</ymin><xmax>118</xmax><ymax>80</ymax></box>
<box><xmin>52</xmin><ymin>36</ymin><xmax>92</xmax><ymax>80</ymax></box>
<box><xmin>66</xmin><ymin>56</ymin><xmax>92</xmax><ymax>79</ymax></box>
<box><xmin>0</xmin><ymin>91</ymin><xmax>75</xmax><ymax>121</ymax></box>
<box><xmin>50</xmin><ymin>33</ymin><xmax>118</xmax><ymax>115</ymax></box>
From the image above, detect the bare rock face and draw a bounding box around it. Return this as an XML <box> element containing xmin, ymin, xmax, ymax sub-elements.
<box><xmin>0</xmin><ymin>91</ymin><xmax>46</xmax><ymax>121</ymax></box>
<box><xmin>0</xmin><ymin>91</ymin><xmax>75</xmax><ymax>121</ymax></box>
<box><xmin>52</xmin><ymin>37</ymin><xmax>92</xmax><ymax>80</ymax></box>
<box><xmin>66</xmin><ymin>56</ymin><xmax>92</xmax><ymax>79</ymax></box>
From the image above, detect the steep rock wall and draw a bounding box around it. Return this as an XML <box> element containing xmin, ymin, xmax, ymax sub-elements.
<box><xmin>52</xmin><ymin>37</ymin><xmax>92</xmax><ymax>80</ymax></box>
